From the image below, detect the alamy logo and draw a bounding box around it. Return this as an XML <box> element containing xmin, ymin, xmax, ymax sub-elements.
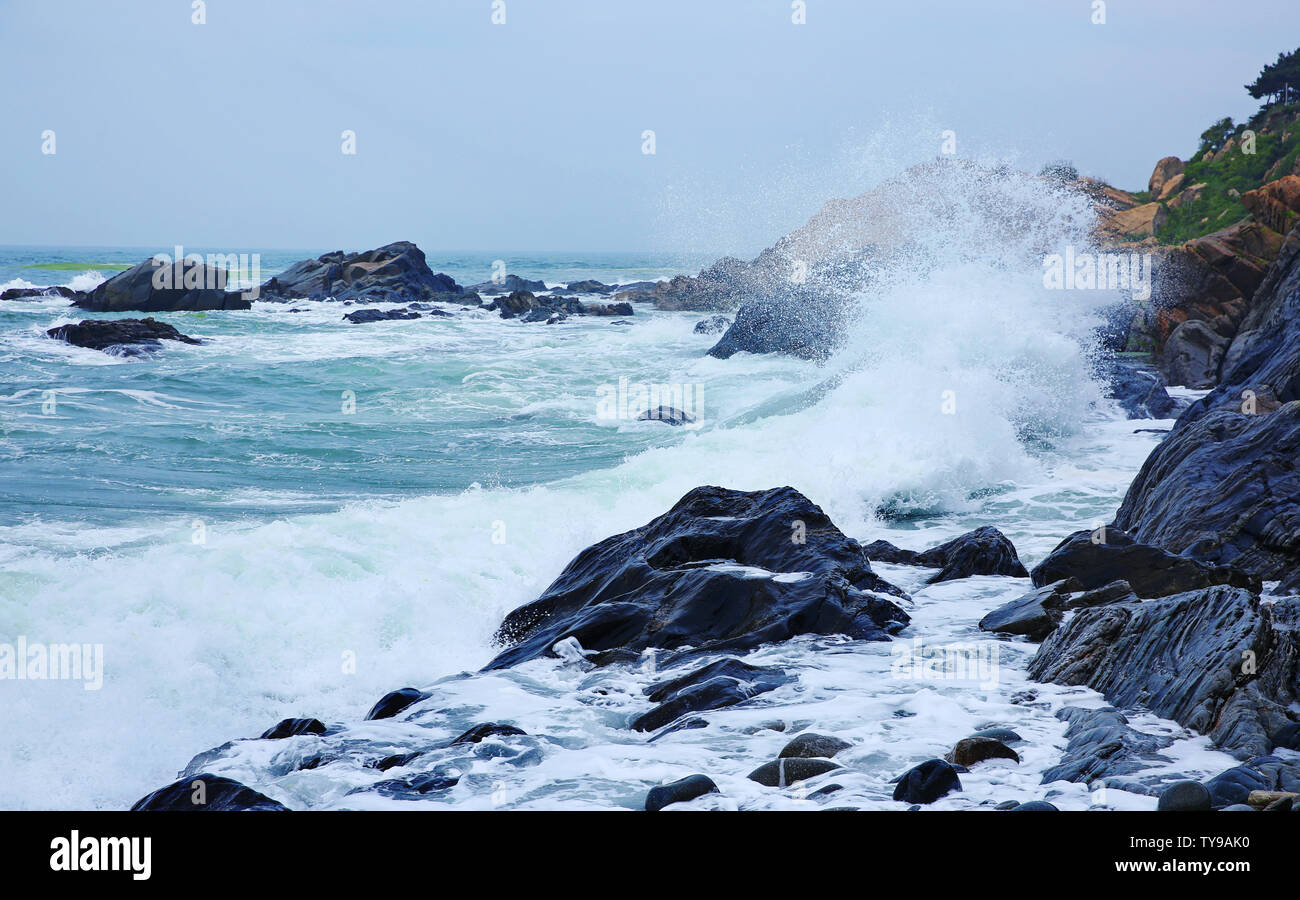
<box><xmin>596</xmin><ymin>376</ymin><xmax>703</xmax><ymax>424</ymax></box>
<box><xmin>49</xmin><ymin>831</ymin><xmax>151</xmax><ymax>880</ymax></box>
<box><xmin>151</xmin><ymin>245</ymin><xmax>261</xmax><ymax>300</ymax></box>
<box><xmin>890</xmin><ymin>637</ymin><xmax>1000</xmax><ymax>689</ymax></box>
<box><xmin>0</xmin><ymin>636</ymin><xmax>103</xmax><ymax>690</ymax></box>
<box><xmin>1042</xmin><ymin>247</ymin><xmax>1152</xmax><ymax>302</ymax></box>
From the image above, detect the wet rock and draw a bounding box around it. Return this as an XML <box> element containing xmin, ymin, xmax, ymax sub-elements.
<box><xmin>778</xmin><ymin>733</ymin><xmax>852</xmax><ymax>759</ymax></box>
<box><xmin>1221</xmin><ymin>804</ymin><xmax>1257</xmax><ymax>811</ymax></box>
<box><xmin>646</xmin><ymin>717</ymin><xmax>709</xmax><ymax>742</ymax></box>
<box><xmin>1029</xmin><ymin>529</ymin><xmax>1259</xmax><ymax>599</ymax></box>
<box><xmin>374</xmin><ymin>752</ymin><xmax>422</xmax><ymax>772</ymax></box>
<box><xmin>1157</xmin><ymin>780</ymin><xmax>1212</xmax><ymax>811</ymax></box>
<box><xmin>1103</xmin><ymin>358</ymin><xmax>1179</xmax><ymax>419</ymax></box>
<box><xmin>486</xmin><ymin>485</ymin><xmax>909</xmax><ymax>669</ymax></box>
<box><xmin>131</xmin><ymin>774</ymin><xmax>288</xmax><ymax>811</ymax></box>
<box><xmin>368</xmin><ymin>771</ymin><xmax>461</xmax><ymax>799</ymax></box>
<box><xmin>748</xmin><ymin>757</ymin><xmax>842</xmax><ymax>787</ymax></box>
<box><xmin>971</xmin><ymin>727</ymin><xmax>1023</xmax><ymax>744</ymax></box>
<box><xmin>76</xmin><ymin>257</ymin><xmax>251</xmax><ymax>312</ymax></box>
<box><xmin>1009</xmin><ymin>800</ymin><xmax>1058</xmax><ymax>811</ymax></box>
<box><xmin>470</xmin><ymin>274</ymin><xmax>546</xmax><ymax>296</ymax></box>
<box><xmin>47</xmin><ymin>317</ymin><xmax>200</xmax><ymax>354</ymax></box>
<box><xmin>631</xmin><ymin>658</ymin><xmax>791</xmax><ymax>732</ymax></box>
<box><xmin>1040</xmin><ymin>707</ymin><xmax>1174</xmax><ymax>785</ymax></box>
<box><xmin>645</xmin><ymin>774</ymin><xmax>719</xmax><ymax>811</ymax></box>
<box><xmin>260</xmin><ymin>717</ymin><xmax>327</xmax><ymax>740</ymax></box>
<box><xmin>1030</xmin><ymin>590</ymin><xmax>1300</xmax><ymax>759</ymax></box>
<box><xmin>892</xmin><ymin>759</ymin><xmax>961</xmax><ymax>804</ymax></box>
<box><xmin>636</xmin><ymin>406</ymin><xmax>695</xmax><ymax>426</ymax></box>
<box><xmin>261</xmin><ymin>241</ymin><xmax>467</xmax><ymax>305</ymax></box>
<box><xmin>365</xmin><ymin>687</ymin><xmax>430</xmax><ymax>721</ymax></box>
<box><xmin>979</xmin><ymin>578</ymin><xmax>1082</xmax><ymax>641</ymax></box>
<box><xmin>1272</xmin><ymin>723</ymin><xmax>1300</xmax><ymax>751</ymax></box>
<box><xmin>1205</xmin><ymin>756</ymin><xmax>1300</xmax><ymax>809</ymax></box>
<box><xmin>343</xmin><ymin>306</ymin><xmax>422</xmax><ymax>323</ymax></box>
<box><xmin>946</xmin><ymin>737</ymin><xmax>1020</xmax><ymax>767</ymax></box>
<box><xmin>450</xmin><ymin>723</ymin><xmax>526</xmax><ymax>745</ymax></box>
<box><xmin>693</xmin><ymin>315</ymin><xmax>731</xmax><ymax>335</ymax></box>
<box><xmin>566</xmin><ymin>280</ymin><xmax>614</xmax><ymax>294</ymax></box>
<box><xmin>1</xmin><ymin>285</ymin><xmax>77</xmax><ymax>301</ymax></box>
<box><xmin>865</xmin><ymin>526</ymin><xmax>1028</xmax><ymax>583</ymax></box>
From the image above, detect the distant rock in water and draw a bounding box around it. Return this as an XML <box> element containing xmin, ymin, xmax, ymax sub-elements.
<box><xmin>46</xmin><ymin>317</ymin><xmax>200</xmax><ymax>355</ymax></box>
<box><xmin>565</xmin><ymin>279</ymin><xmax>614</xmax><ymax>294</ymax></box>
<box><xmin>342</xmin><ymin>307</ymin><xmax>423</xmax><ymax>323</ymax></box>
<box><xmin>1</xmin><ymin>285</ymin><xmax>78</xmax><ymax>301</ymax></box>
<box><xmin>75</xmin><ymin>257</ymin><xmax>250</xmax><ymax>312</ymax></box>
<box><xmin>131</xmin><ymin>774</ymin><xmax>288</xmax><ymax>811</ymax></box>
<box><xmin>485</xmin><ymin>485</ymin><xmax>909</xmax><ymax>670</ymax></box>
<box><xmin>616</xmin><ymin>257</ymin><xmax>753</xmax><ymax>311</ymax></box>
<box><xmin>636</xmin><ymin>406</ymin><xmax>695</xmax><ymax>426</ymax></box>
<box><xmin>1029</xmin><ymin>586</ymin><xmax>1300</xmax><ymax>759</ymax></box>
<box><xmin>469</xmin><ymin>273</ymin><xmax>547</xmax><ymax>296</ymax></box>
<box><xmin>864</xmin><ymin>526</ymin><xmax>1029</xmax><ymax>583</ymax></box>
<box><xmin>260</xmin><ymin>241</ymin><xmax>470</xmax><ymax>305</ymax></box>
<box><xmin>693</xmin><ymin>315</ymin><xmax>731</xmax><ymax>335</ymax></box>
<box><xmin>484</xmin><ymin>290</ymin><xmax>632</xmax><ymax>322</ymax></box>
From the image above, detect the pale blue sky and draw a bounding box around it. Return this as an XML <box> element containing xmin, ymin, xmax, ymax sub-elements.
<box><xmin>0</xmin><ymin>0</ymin><xmax>1292</xmax><ymax>255</ymax></box>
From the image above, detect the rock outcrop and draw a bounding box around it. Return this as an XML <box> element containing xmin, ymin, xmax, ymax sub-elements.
<box><xmin>259</xmin><ymin>241</ymin><xmax>470</xmax><ymax>305</ymax></box>
<box><xmin>75</xmin><ymin>257</ymin><xmax>250</xmax><ymax>312</ymax></box>
<box><xmin>485</xmin><ymin>485</ymin><xmax>909</xmax><ymax>670</ymax></box>
<box><xmin>46</xmin><ymin>317</ymin><xmax>200</xmax><ymax>355</ymax></box>
<box><xmin>864</xmin><ymin>526</ymin><xmax>1029</xmax><ymax>583</ymax></box>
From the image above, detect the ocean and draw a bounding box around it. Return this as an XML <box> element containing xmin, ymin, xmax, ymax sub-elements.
<box><xmin>0</xmin><ymin>226</ymin><xmax>1238</xmax><ymax>810</ymax></box>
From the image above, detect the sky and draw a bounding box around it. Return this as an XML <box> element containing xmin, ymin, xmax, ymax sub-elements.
<box><xmin>0</xmin><ymin>0</ymin><xmax>1293</xmax><ymax>256</ymax></box>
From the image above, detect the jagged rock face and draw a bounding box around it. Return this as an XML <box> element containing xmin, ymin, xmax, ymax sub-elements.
<box><xmin>1113</xmin><ymin>406</ymin><xmax>1300</xmax><ymax>582</ymax></box>
<box><xmin>259</xmin><ymin>241</ymin><xmax>465</xmax><ymax>305</ymax></box>
<box><xmin>1241</xmin><ymin>175</ymin><xmax>1300</xmax><ymax>236</ymax></box>
<box><xmin>75</xmin><ymin>258</ymin><xmax>249</xmax><ymax>312</ymax></box>
<box><xmin>1028</xmin><ymin>587</ymin><xmax>1300</xmax><ymax>759</ymax></box>
<box><xmin>1040</xmin><ymin>707</ymin><xmax>1173</xmax><ymax>786</ymax></box>
<box><xmin>485</xmin><ymin>485</ymin><xmax>909</xmax><ymax>670</ymax></box>
<box><xmin>1148</xmin><ymin>156</ymin><xmax>1185</xmax><ymax>197</ymax></box>
<box><xmin>46</xmin><ymin>317</ymin><xmax>200</xmax><ymax>354</ymax></box>
<box><xmin>1029</xmin><ymin>528</ymin><xmax>1258</xmax><ymax>598</ymax></box>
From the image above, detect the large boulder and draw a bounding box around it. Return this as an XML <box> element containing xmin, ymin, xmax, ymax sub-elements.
<box><xmin>131</xmin><ymin>774</ymin><xmax>288</xmax><ymax>811</ymax></box>
<box><xmin>485</xmin><ymin>485</ymin><xmax>909</xmax><ymax>670</ymax></box>
<box><xmin>1028</xmin><ymin>587</ymin><xmax>1300</xmax><ymax>759</ymax></box>
<box><xmin>1147</xmin><ymin>156</ymin><xmax>1185</xmax><ymax>197</ymax></box>
<box><xmin>1029</xmin><ymin>528</ymin><xmax>1258</xmax><ymax>598</ymax></box>
<box><xmin>1159</xmin><ymin>319</ymin><xmax>1230</xmax><ymax>388</ymax></box>
<box><xmin>259</xmin><ymin>241</ymin><xmax>467</xmax><ymax>305</ymax></box>
<box><xmin>75</xmin><ymin>257</ymin><xmax>250</xmax><ymax>312</ymax></box>
<box><xmin>864</xmin><ymin>526</ymin><xmax>1028</xmax><ymax>583</ymax></box>
<box><xmin>46</xmin><ymin>317</ymin><xmax>200</xmax><ymax>355</ymax></box>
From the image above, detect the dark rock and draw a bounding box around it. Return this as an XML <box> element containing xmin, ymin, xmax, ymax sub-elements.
<box><xmin>866</xmin><ymin>526</ymin><xmax>1028</xmax><ymax>583</ymax></box>
<box><xmin>1157</xmin><ymin>780</ymin><xmax>1213</xmax><ymax>811</ymax></box>
<box><xmin>1264</xmin><ymin>795</ymin><xmax>1294</xmax><ymax>811</ymax></box>
<box><xmin>808</xmin><ymin>783</ymin><xmax>843</xmax><ymax>800</ymax></box>
<box><xmin>971</xmin><ymin>728</ymin><xmax>1023</xmax><ymax>744</ymax></box>
<box><xmin>1113</xmin><ymin>406</ymin><xmax>1300</xmax><ymax>586</ymax></box>
<box><xmin>892</xmin><ymin>759</ymin><xmax>961</xmax><ymax>804</ymax></box>
<box><xmin>581</xmin><ymin>302</ymin><xmax>634</xmax><ymax>317</ymax></box>
<box><xmin>693</xmin><ymin>315</ymin><xmax>731</xmax><ymax>335</ymax></box>
<box><xmin>1102</xmin><ymin>358</ymin><xmax>1179</xmax><ymax>419</ymax></box>
<box><xmin>1</xmin><ymin>285</ymin><xmax>77</xmax><ymax>301</ymax></box>
<box><xmin>76</xmin><ymin>257</ymin><xmax>250</xmax><ymax>312</ymax></box>
<box><xmin>131</xmin><ymin>774</ymin><xmax>288</xmax><ymax>811</ymax></box>
<box><xmin>1271</xmin><ymin>723</ymin><xmax>1300</xmax><ymax>751</ymax></box>
<box><xmin>946</xmin><ymin>737</ymin><xmax>1020</xmax><ymax>766</ymax></box>
<box><xmin>1030</xmin><ymin>589</ymin><xmax>1300</xmax><ymax>759</ymax></box>
<box><xmin>1040</xmin><ymin>707</ymin><xmax>1174</xmax><ymax>785</ymax></box>
<box><xmin>450</xmin><ymin>723</ymin><xmax>526</xmax><ymax>745</ymax></box>
<box><xmin>979</xmin><ymin>578</ymin><xmax>1083</xmax><ymax>641</ymax></box>
<box><xmin>1009</xmin><ymin>800</ymin><xmax>1058</xmax><ymax>811</ymax></box>
<box><xmin>707</xmin><ymin>282</ymin><xmax>850</xmax><ymax>362</ymax></box>
<box><xmin>342</xmin><ymin>307</ymin><xmax>422</xmax><ymax>323</ymax></box>
<box><xmin>636</xmin><ymin>406</ymin><xmax>695</xmax><ymax>426</ymax></box>
<box><xmin>1221</xmin><ymin>804</ymin><xmax>1258</xmax><ymax>811</ymax></box>
<box><xmin>748</xmin><ymin>757</ymin><xmax>842</xmax><ymax>787</ymax></box>
<box><xmin>566</xmin><ymin>280</ymin><xmax>614</xmax><ymax>294</ymax></box>
<box><xmin>1205</xmin><ymin>755</ymin><xmax>1300</xmax><ymax>808</ymax></box>
<box><xmin>1161</xmin><ymin>319</ymin><xmax>1230</xmax><ymax>389</ymax></box>
<box><xmin>470</xmin><ymin>274</ymin><xmax>547</xmax><ymax>296</ymax></box>
<box><xmin>365</xmin><ymin>687</ymin><xmax>429</xmax><ymax>721</ymax></box>
<box><xmin>632</xmin><ymin>658</ymin><xmax>791</xmax><ymax>732</ymax></box>
<box><xmin>1066</xmin><ymin>579</ymin><xmax>1138</xmax><ymax>609</ymax></box>
<box><xmin>260</xmin><ymin>241</ymin><xmax>465</xmax><ymax>305</ymax></box>
<box><xmin>486</xmin><ymin>485</ymin><xmax>909</xmax><ymax>669</ymax></box>
<box><xmin>46</xmin><ymin>317</ymin><xmax>201</xmax><ymax>355</ymax></box>
<box><xmin>369</xmin><ymin>772</ymin><xmax>460</xmax><ymax>799</ymax></box>
<box><xmin>778</xmin><ymin>733</ymin><xmax>852</xmax><ymax>759</ymax></box>
<box><xmin>1029</xmin><ymin>529</ymin><xmax>1259</xmax><ymax>599</ymax></box>
<box><xmin>260</xmin><ymin>717</ymin><xmax>327</xmax><ymax>740</ymax></box>
<box><xmin>645</xmin><ymin>716</ymin><xmax>709</xmax><ymax>742</ymax></box>
<box><xmin>994</xmin><ymin>800</ymin><xmax>1021</xmax><ymax>810</ymax></box>
<box><xmin>374</xmin><ymin>752</ymin><xmax>422</xmax><ymax>772</ymax></box>
<box><xmin>645</xmin><ymin>774</ymin><xmax>718</xmax><ymax>811</ymax></box>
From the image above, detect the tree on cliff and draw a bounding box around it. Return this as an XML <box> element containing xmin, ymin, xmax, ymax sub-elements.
<box><xmin>1197</xmin><ymin>117</ymin><xmax>1235</xmax><ymax>155</ymax></box>
<box><xmin>1245</xmin><ymin>46</ymin><xmax>1300</xmax><ymax>106</ymax></box>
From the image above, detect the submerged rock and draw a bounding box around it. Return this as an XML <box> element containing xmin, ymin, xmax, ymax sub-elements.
<box><xmin>260</xmin><ymin>717</ymin><xmax>327</xmax><ymax>740</ymax></box>
<box><xmin>365</xmin><ymin>687</ymin><xmax>429</xmax><ymax>721</ymax></box>
<box><xmin>485</xmin><ymin>485</ymin><xmax>909</xmax><ymax>669</ymax></box>
<box><xmin>450</xmin><ymin>723</ymin><xmax>527</xmax><ymax>745</ymax></box>
<box><xmin>645</xmin><ymin>774</ymin><xmax>719</xmax><ymax>811</ymax></box>
<box><xmin>636</xmin><ymin>406</ymin><xmax>695</xmax><ymax>426</ymax></box>
<box><xmin>131</xmin><ymin>774</ymin><xmax>288</xmax><ymax>811</ymax></box>
<box><xmin>865</xmin><ymin>526</ymin><xmax>1029</xmax><ymax>583</ymax></box>
<box><xmin>1029</xmin><ymin>588</ymin><xmax>1300</xmax><ymax>759</ymax></box>
<box><xmin>892</xmin><ymin>759</ymin><xmax>961</xmax><ymax>804</ymax></box>
<box><xmin>631</xmin><ymin>658</ymin><xmax>791</xmax><ymax>732</ymax></box>
<box><xmin>1029</xmin><ymin>528</ymin><xmax>1258</xmax><ymax>598</ymax></box>
<box><xmin>46</xmin><ymin>317</ymin><xmax>201</xmax><ymax>355</ymax></box>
